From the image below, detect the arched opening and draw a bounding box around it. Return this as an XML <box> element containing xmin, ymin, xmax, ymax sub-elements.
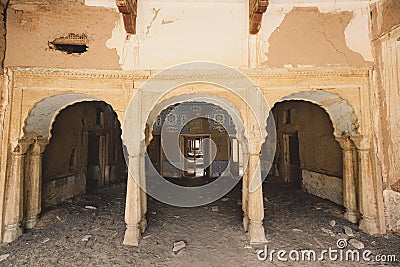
<box><xmin>268</xmin><ymin>100</ymin><xmax>344</xmax><ymax>205</ymax></box>
<box><xmin>147</xmin><ymin>101</ymin><xmax>239</xmax><ymax>187</ymax></box>
<box><xmin>41</xmin><ymin>101</ymin><xmax>127</xmax><ymax>209</ymax></box>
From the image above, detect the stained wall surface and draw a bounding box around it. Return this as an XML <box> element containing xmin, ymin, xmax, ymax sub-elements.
<box><xmin>370</xmin><ymin>0</ymin><xmax>400</xmax><ymax>232</ymax></box>
<box><xmin>42</xmin><ymin>102</ymin><xmax>126</xmax><ymax>208</ymax></box>
<box><xmin>273</xmin><ymin>101</ymin><xmax>343</xmax><ymax>178</ymax></box>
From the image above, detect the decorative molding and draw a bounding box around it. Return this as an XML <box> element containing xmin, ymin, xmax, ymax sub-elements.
<box><xmin>9</xmin><ymin>66</ymin><xmax>372</xmax><ymax>81</ymax></box>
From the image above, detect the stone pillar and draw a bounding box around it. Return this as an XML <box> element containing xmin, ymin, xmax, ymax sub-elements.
<box><xmin>139</xmin><ymin>154</ymin><xmax>147</xmax><ymax>234</ymax></box>
<box><xmin>247</xmin><ymin>150</ymin><xmax>267</xmax><ymax>244</ymax></box>
<box><xmin>123</xmin><ymin>155</ymin><xmax>142</xmax><ymax>246</ymax></box>
<box><xmin>242</xmin><ymin>168</ymin><xmax>249</xmax><ymax>232</ymax></box>
<box><xmin>25</xmin><ymin>139</ymin><xmax>47</xmax><ymax>229</ymax></box>
<box><xmin>336</xmin><ymin>136</ymin><xmax>359</xmax><ymax>224</ymax></box>
<box><xmin>3</xmin><ymin>143</ymin><xmax>28</xmax><ymax>243</ymax></box>
<box><xmin>351</xmin><ymin>136</ymin><xmax>379</xmax><ymax>234</ymax></box>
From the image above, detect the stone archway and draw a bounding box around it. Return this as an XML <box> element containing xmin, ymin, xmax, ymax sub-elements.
<box><xmin>271</xmin><ymin>90</ymin><xmax>383</xmax><ymax>235</ymax></box>
<box><xmin>122</xmin><ymin>63</ymin><xmax>273</xmax><ymax>246</ymax></box>
<box><xmin>2</xmin><ymin>93</ymin><xmax>124</xmax><ymax>243</ymax></box>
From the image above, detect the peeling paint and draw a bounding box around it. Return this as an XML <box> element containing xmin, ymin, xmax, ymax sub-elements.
<box><xmin>146</xmin><ymin>8</ymin><xmax>161</xmax><ymax>37</ymax></box>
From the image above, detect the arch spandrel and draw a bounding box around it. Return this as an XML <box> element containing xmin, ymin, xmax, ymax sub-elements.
<box><xmin>123</xmin><ymin>62</ymin><xmax>272</xmax><ymax>158</ymax></box>
<box><xmin>280</xmin><ymin>91</ymin><xmax>359</xmax><ymax>137</ymax></box>
<box><xmin>23</xmin><ymin>93</ymin><xmax>123</xmax><ymax>140</ymax></box>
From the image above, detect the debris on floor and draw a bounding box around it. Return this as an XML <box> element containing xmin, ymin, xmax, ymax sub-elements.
<box><xmin>41</xmin><ymin>238</ymin><xmax>50</xmax><ymax>244</ymax></box>
<box><xmin>329</xmin><ymin>220</ymin><xmax>336</xmax><ymax>227</ymax></box>
<box><xmin>211</xmin><ymin>206</ymin><xmax>219</xmax><ymax>212</ymax></box>
<box><xmin>321</xmin><ymin>227</ymin><xmax>335</xmax><ymax>237</ymax></box>
<box><xmin>343</xmin><ymin>226</ymin><xmax>355</xmax><ymax>237</ymax></box>
<box><xmin>292</xmin><ymin>229</ymin><xmax>303</xmax><ymax>233</ymax></box>
<box><xmin>81</xmin><ymin>235</ymin><xmax>92</xmax><ymax>242</ymax></box>
<box><xmin>0</xmin><ymin>254</ymin><xmax>10</xmax><ymax>262</ymax></box>
<box><xmin>221</xmin><ymin>198</ymin><xmax>229</xmax><ymax>202</ymax></box>
<box><xmin>84</xmin><ymin>205</ymin><xmax>97</xmax><ymax>210</ymax></box>
<box><xmin>349</xmin><ymin>239</ymin><xmax>364</xmax><ymax>250</ymax></box>
<box><xmin>172</xmin><ymin>241</ymin><xmax>186</xmax><ymax>254</ymax></box>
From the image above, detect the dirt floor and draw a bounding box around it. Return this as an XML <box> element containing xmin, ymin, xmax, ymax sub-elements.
<box><xmin>0</xmin><ymin>178</ymin><xmax>399</xmax><ymax>266</ymax></box>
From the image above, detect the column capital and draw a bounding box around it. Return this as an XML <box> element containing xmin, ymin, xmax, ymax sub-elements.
<box><xmin>350</xmin><ymin>135</ymin><xmax>371</xmax><ymax>151</ymax></box>
<box><xmin>18</xmin><ymin>133</ymin><xmax>48</xmax><ymax>154</ymax></box>
<box><xmin>335</xmin><ymin>135</ymin><xmax>353</xmax><ymax>151</ymax></box>
<box><xmin>11</xmin><ymin>142</ymin><xmax>30</xmax><ymax>156</ymax></box>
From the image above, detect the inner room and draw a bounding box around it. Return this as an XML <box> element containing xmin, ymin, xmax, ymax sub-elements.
<box><xmin>264</xmin><ymin>100</ymin><xmax>344</xmax><ymax>207</ymax></box>
<box><xmin>41</xmin><ymin>101</ymin><xmax>127</xmax><ymax>210</ymax></box>
<box><xmin>147</xmin><ymin>102</ymin><xmax>240</xmax><ymax>187</ymax></box>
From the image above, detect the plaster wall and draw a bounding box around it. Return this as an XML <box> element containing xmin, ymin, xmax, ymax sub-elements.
<box><xmin>273</xmin><ymin>100</ymin><xmax>343</xmax><ymax>178</ymax></box>
<box><xmin>4</xmin><ymin>0</ymin><xmax>375</xmax><ymax>70</ymax></box>
<box><xmin>370</xmin><ymin>0</ymin><xmax>400</xmax><ymax>232</ymax></box>
<box><xmin>42</xmin><ymin>102</ymin><xmax>126</xmax><ymax>208</ymax></box>
<box><xmin>256</xmin><ymin>0</ymin><xmax>373</xmax><ymax>68</ymax></box>
<box><xmin>302</xmin><ymin>170</ymin><xmax>343</xmax><ymax>205</ymax></box>
<box><xmin>5</xmin><ymin>0</ymin><xmax>121</xmax><ymax>69</ymax></box>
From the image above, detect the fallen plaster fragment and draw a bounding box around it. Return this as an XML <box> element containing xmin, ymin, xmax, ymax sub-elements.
<box><xmin>172</xmin><ymin>241</ymin><xmax>186</xmax><ymax>254</ymax></box>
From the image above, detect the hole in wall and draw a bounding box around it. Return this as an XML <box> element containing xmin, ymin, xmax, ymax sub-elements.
<box><xmin>49</xmin><ymin>33</ymin><xmax>88</xmax><ymax>54</ymax></box>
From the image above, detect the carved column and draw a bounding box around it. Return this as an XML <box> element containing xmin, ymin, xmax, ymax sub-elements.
<box><xmin>351</xmin><ymin>136</ymin><xmax>379</xmax><ymax>234</ymax></box>
<box><xmin>123</xmin><ymin>155</ymin><xmax>142</xmax><ymax>246</ymax></box>
<box><xmin>242</xmin><ymin>167</ymin><xmax>249</xmax><ymax>232</ymax></box>
<box><xmin>139</xmin><ymin>154</ymin><xmax>147</xmax><ymax>234</ymax></box>
<box><xmin>247</xmin><ymin>144</ymin><xmax>267</xmax><ymax>244</ymax></box>
<box><xmin>25</xmin><ymin>138</ymin><xmax>47</xmax><ymax>229</ymax></box>
<box><xmin>3</xmin><ymin>143</ymin><xmax>29</xmax><ymax>242</ymax></box>
<box><xmin>336</xmin><ymin>136</ymin><xmax>359</xmax><ymax>223</ymax></box>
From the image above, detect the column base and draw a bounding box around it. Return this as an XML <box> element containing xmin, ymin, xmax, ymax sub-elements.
<box><xmin>25</xmin><ymin>216</ymin><xmax>39</xmax><ymax>229</ymax></box>
<box><xmin>344</xmin><ymin>209</ymin><xmax>359</xmax><ymax>224</ymax></box>
<box><xmin>248</xmin><ymin>221</ymin><xmax>267</xmax><ymax>245</ymax></box>
<box><xmin>359</xmin><ymin>216</ymin><xmax>379</xmax><ymax>235</ymax></box>
<box><xmin>3</xmin><ymin>224</ymin><xmax>22</xmax><ymax>243</ymax></box>
<box><xmin>123</xmin><ymin>225</ymin><xmax>141</xmax><ymax>246</ymax></box>
<box><xmin>243</xmin><ymin>214</ymin><xmax>249</xmax><ymax>232</ymax></box>
<box><xmin>139</xmin><ymin>218</ymin><xmax>147</xmax><ymax>234</ymax></box>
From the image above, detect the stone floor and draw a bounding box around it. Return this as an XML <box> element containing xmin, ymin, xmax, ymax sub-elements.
<box><xmin>0</xmin><ymin>178</ymin><xmax>399</xmax><ymax>266</ymax></box>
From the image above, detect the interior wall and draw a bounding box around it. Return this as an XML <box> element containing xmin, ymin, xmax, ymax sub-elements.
<box><xmin>272</xmin><ymin>101</ymin><xmax>343</xmax><ymax>203</ymax></box>
<box><xmin>273</xmin><ymin>101</ymin><xmax>342</xmax><ymax>177</ymax></box>
<box><xmin>150</xmin><ymin>118</ymin><xmax>230</xmax><ymax>178</ymax></box>
<box><xmin>42</xmin><ymin>102</ymin><xmax>126</xmax><ymax>208</ymax></box>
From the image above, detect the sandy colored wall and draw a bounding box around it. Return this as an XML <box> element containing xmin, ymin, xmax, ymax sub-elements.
<box><xmin>273</xmin><ymin>101</ymin><xmax>343</xmax><ymax>178</ymax></box>
<box><xmin>5</xmin><ymin>0</ymin><xmax>120</xmax><ymax>70</ymax></box>
<box><xmin>302</xmin><ymin>170</ymin><xmax>343</xmax><ymax>205</ymax></box>
<box><xmin>256</xmin><ymin>0</ymin><xmax>373</xmax><ymax>68</ymax></box>
<box><xmin>42</xmin><ymin>102</ymin><xmax>125</xmax><ymax>208</ymax></box>
<box><xmin>370</xmin><ymin>0</ymin><xmax>400</xmax><ymax>232</ymax></box>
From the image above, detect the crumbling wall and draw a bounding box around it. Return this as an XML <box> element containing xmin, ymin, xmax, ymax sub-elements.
<box><xmin>369</xmin><ymin>0</ymin><xmax>400</xmax><ymax>233</ymax></box>
<box><xmin>257</xmin><ymin>1</ymin><xmax>373</xmax><ymax>67</ymax></box>
<box><xmin>42</xmin><ymin>102</ymin><xmax>126</xmax><ymax>208</ymax></box>
<box><xmin>273</xmin><ymin>101</ymin><xmax>343</xmax><ymax>178</ymax></box>
<box><xmin>5</xmin><ymin>0</ymin><xmax>120</xmax><ymax>69</ymax></box>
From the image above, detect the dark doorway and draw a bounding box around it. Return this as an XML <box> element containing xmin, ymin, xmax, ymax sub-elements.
<box><xmin>283</xmin><ymin>132</ymin><xmax>301</xmax><ymax>185</ymax></box>
<box><xmin>182</xmin><ymin>135</ymin><xmax>210</xmax><ymax>178</ymax></box>
<box><xmin>86</xmin><ymin>133</ymin><xmax>101</xmax><ymax>192</ymax></box>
